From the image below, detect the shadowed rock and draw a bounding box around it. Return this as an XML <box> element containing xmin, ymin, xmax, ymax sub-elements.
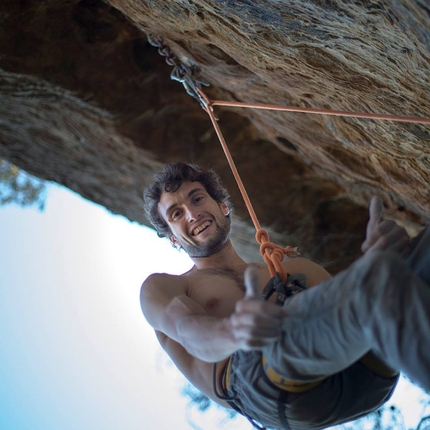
<box><xmin>1</xmin><ymin>0</ymin><xmax>429</xmax><ymax>272</ymax></box>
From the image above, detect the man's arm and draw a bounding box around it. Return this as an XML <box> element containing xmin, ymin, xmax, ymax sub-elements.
<box><xmin>141</xmin><ymin>273</ymin><xmax>236</xmax><ymax>362</ymax></box>
<box><xmin>140</xmin><ymin>273</ymin><xmax>284</xmax><ymax>362</ymax></box>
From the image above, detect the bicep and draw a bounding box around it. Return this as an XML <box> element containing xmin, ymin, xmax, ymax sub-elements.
<box><xmin>140</xmin><ymin>274</ymin><xmax>207</xmax><ymax>342</ymax></box>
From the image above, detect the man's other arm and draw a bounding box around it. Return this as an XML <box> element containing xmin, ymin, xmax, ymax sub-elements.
<box><xmin>140</xmin><ymin>273</ymin><xmax>285</xmax><ymax>362</ymax></box>
<box><xmin>140</xmin><ymin>273</ymin><xmax>239</xmax><ymax>362</ymax></box>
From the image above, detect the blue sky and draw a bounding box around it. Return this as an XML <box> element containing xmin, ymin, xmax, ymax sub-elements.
<box><xmin>0</xmin><ymin>183</ymin><xmax>428</xmax><ymax>429</ymax></box>
<box><xmin>0</xmin><ymin>184</ymin><xmax>251</xmax><ymax>430</ymax></box>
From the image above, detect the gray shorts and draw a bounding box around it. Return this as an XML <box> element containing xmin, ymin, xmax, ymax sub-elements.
<box><xmin>228</xmin><ymin>350</ymin><xmax>398</xmax><ymax>429</ymax></box>
<box><xmin>227</xmin><ymin>225</ymin><xmax>430</xmax><ymax>429</ymax></box>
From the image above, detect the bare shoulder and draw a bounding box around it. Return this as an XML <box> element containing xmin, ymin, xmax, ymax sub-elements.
<box><xmin>139</xmin><ymin>272</ymin><xmax>191</xmax><ymax>330</ymax></box>
<box><xmin>283</xmin><ymin>257</ymin><xmax>332</xmax><ymax>286</ymax></box>
<box><xmin>141</xmin><ymin>272</ymin><xmax>189</xmax><ymax>298</ymax></box>
<box><xmin>142</xmin><ymin>271</ymin><xmax>185</xmax><ymax>288</ymax></box>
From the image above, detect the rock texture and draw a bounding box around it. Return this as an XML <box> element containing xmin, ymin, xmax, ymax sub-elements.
<box><xmin>1</xmin><ymin>0</ymin><xmax>429</xmax><ymax>272</ymax></box>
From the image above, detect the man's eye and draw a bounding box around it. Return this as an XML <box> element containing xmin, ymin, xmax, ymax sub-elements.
<box><xmin>172</xmin><ymin>210</ymin><xmax>182</xmax><ymax>220</ymax></box>
<box><xmin>194</xmin><ymin>196</ymin><xmax>203</xmax><ymax>204</ymax></box>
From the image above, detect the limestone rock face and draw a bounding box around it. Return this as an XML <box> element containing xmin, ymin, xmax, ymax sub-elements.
<box><xmin>1</xmin><ymin>0</ymin><xmax>429</xmax><ymax>272</ymax></box>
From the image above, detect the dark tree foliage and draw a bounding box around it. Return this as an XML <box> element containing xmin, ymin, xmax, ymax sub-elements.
<box><xmin>341</xmin><ymin>404</ymin><xmax>406</xmax><ymax>430</ymax></box>
<box><xmin>417</xmin><ymin>416</ymin><xmax>430</xmax><ymax>430</ymax></box>
<box><xmin>182</xmin><ymin>383</ymin><xmax>238</xmax><ymax>430</ymax></box>
<box><xmin>0</xmin><ymin>159</ymin><xmax>47</xmax><ymax>210</ymax></box>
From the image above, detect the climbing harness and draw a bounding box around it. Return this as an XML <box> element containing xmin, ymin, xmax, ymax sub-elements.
<box><xmin>213</xmin><ymin>356</ymin><xmax>269</xmax><ymax>429</ymax></box>
<box><xmin>262</xmin><ymin>272</ymin><xmax>307</xmax><ymax>306</ymax></box>
<box><xmin>212</xmin><ymin>271</ymin><xmax>313</xmax><ymax>430</ymax></box>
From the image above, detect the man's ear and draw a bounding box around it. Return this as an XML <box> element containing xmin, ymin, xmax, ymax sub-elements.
<box><xmin>169</xmin><ymin>235</ymin><xmax>180</xmax><ymax>249</ymax></box>
<box><xmin>220</xmin><ymin>202</ymin><xmax>230</xmax><ymax>216</ymax></box>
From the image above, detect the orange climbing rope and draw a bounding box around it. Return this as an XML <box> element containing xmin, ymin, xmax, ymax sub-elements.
<box><xmin>210</xmin><ymin>99</ymin><xmax>430</xmax><ymax>124</ymax></box>
<box><xmin>148</xmin><ymin>34</ymin><xmax>430</xmax><ymax>283</ymax></box>
<box><xmin>197</xmin><ymin>89</ymin><xmax>296</xmax><ymax>284</ymax></box>
<box><xmin>196</xmin><ymin>87</ymin><xmax>430</xmax><ymax>283</ymax></box>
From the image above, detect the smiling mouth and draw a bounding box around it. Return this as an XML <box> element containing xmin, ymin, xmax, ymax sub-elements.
<box><xmin>192</xmin><ymin>220</ymin><xmax>212</xmax><ymax>236</ymax></box>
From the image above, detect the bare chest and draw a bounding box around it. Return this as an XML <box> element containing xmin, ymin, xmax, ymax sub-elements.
<box><xmin>185</xmin><ymin>268</ymin><xmax>250</xmax><ymax>318</ymax></box>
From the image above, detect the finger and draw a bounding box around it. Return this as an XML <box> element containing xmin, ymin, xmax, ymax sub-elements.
<box><xmin>232</xmin><ymin>325</ymin><xmax>281</xmax><ymax>350</ymax></box>
<box><xmin>244</xmin><ymin>266</ymin><xmax>261</xmax><ymax>299</ymax></box>
<box><xmin>363</xmin><ymin>219</ymin><xmax>395</xmax><ymax>250</ymax></box>
<box><xmin>232</xmin><ymin>323</ymin><xmax>281</xmax><ymax>339</ymax></box>
<box><xmin>367</xmin><ymin>196</ymin><xmax>384</xmax><ymax>233</ymax></box>
<box><xmin>375</xmin><ymin>220</ymin><xmax>407</xmax><ymax>242</ymax></box>
<box><xmin>366</xmin><ymin>232</ymin><xmax>410</xmax><ymax>254</ymax></box>
<box><xmin>235</xmin><ymin>299</ymin><xmax>285</xmax><ymax>320</ymax></box>
<box><xmin>232</xmin><ymin>309</ymin><xmax>282</xmax><ymax>327</ymax></box>
<box><xmin>362</xmin><ymin>196</ymin><xmax>385</xmax><ymax>253</ymax></box>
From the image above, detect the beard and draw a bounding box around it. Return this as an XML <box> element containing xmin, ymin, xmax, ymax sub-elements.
<box><xmin>179</xmin><ymin>216</ymin><xmax>231</xmax><ymax>258</ymax></box>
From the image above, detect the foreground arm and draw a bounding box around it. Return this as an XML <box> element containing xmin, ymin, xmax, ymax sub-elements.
<box><xmin>233</xmin><ymin>260</ymin><xmax>332</xmax><ymax>351</ymax></box>
<box><xmin>141</xmin><ymin>273</ymin><xmax>236</xmax><ymax>362</ymax></box>
<box><xmin>141</xmin><ymin>272</ymin><xmax>284</xmax><ymax>362</ymax></box>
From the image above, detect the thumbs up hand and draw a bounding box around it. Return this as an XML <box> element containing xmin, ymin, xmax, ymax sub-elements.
<box><xmin>230</xmin><ymin>266</ymin><xmax>285</xmax><ymax>351</ymax></box>
<box><xmin>361</xmin><ymin>196</ymin><xmax>410</xmax><ymax>256</ymax></box>
<box><xmin>244</xmin><ymin>265</ymin><xmax>262</xmax><ymax>299</ymax></box>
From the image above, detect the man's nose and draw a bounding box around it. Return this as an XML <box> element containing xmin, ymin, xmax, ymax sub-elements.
<box><xmin>185</xmin><ymin>206</ymin><xmax>200</xmax><ymax>222</ymax></box>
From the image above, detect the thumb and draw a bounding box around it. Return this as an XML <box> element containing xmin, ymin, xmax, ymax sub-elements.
<box><xmin>367</xmin><ymin>196</ymin><xmax>383</xmax><ymax>233</ymax></box>
<box><xmin>244</xmin><ymin>266</ymin><xmax>261</xmax><ymax>299</ymax></box>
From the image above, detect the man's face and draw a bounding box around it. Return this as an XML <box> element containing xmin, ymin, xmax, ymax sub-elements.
<box><xmin>157</xmin><ymin>181</ymin><xmax>231</xmax><ymax>258</ymax></box>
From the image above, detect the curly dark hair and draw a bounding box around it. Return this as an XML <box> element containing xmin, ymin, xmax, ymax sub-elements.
<box><xmin>143</xmin><ymin>163</ymin><xmax>233</xmax><ymax>238</ymax></box>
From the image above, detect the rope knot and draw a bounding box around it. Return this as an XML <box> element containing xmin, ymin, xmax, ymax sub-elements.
<box><xmin>256</xmin><ymin>229</ymin><xmax>290</xmax><ymax>283</ymax></box>
<box><xmin>256</xmin><ymin>229</ymin><xmax>269</xmax><ymax>244</ymax></box>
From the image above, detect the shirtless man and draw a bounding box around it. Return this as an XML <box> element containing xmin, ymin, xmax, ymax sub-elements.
<box><xmin>141</xmin><ymin>162</ymin><xmax>430</xmax><ymax>429</ymax></box>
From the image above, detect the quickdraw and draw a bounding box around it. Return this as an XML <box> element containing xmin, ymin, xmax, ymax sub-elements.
<box><xmin>147</xmin><ymin>35</ymin><xmax>209</xmax><ymax>109</ymax></box>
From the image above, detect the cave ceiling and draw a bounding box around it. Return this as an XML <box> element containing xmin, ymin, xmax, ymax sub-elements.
<box><xmin>1</xmin><ymin>0</ymin><xmax>429</xmax><ymax>272</ymax></box>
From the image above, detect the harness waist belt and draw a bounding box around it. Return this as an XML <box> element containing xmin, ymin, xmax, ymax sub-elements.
<box><xmin>359</xmin><ymin>352</ymin><xmax>399</xmax><ymax>378</ymax></box>
<box><xmin>222</xmin><ymin>355</ymin><xmax>234</xmax><ymax>393</ymax></box>
<box><xmin>262</xmin><ymin>355</ymin><xmax>324</xmax><ymax>393</ymax></box>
